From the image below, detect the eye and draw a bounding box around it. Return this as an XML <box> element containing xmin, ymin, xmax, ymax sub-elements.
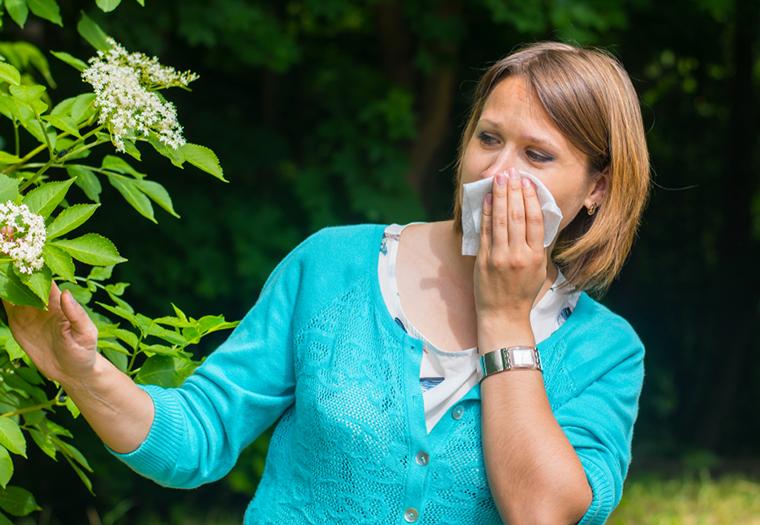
<box><xmin>477</xmin><ymin>131</ymin><xmax>499</xmax><ymax>146</ymax></box>
<box><xmin>527</xmin><ymin>150</ymin><xmax>554</xmax><ymax>163</ymax></box>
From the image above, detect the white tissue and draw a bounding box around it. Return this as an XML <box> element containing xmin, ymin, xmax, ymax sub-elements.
<box><xmin>461</xmin><ymin>170</ymin><xmax>563</xmax><ymax>256</ymax></box>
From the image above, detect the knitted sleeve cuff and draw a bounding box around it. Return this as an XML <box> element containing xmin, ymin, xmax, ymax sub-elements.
<box><xmin>103</xmin><ymin>383</ymin><xmax>187</xmax><ymax>482</ymax></box>
<box><xmin>576</xmin><ymin>455</ymin><xmax>616</xmax><ymax>525</ymax></box>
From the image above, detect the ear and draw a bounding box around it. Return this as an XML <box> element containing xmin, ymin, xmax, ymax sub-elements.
<box><xmin>585</xmin><ymin>166</ymin><xmax>609</xmax><ymax>208</ymax></box>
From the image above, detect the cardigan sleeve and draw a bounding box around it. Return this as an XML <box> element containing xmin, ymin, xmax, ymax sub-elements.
<box><xmin>553</xmin><ymin>327</ymin><xmax>646</xmax><ymax>524</ymax></box>
<box><xmin>104</xmin><ymin>231</ymin><xmax>318</xmax><ymax>489</ymax></box>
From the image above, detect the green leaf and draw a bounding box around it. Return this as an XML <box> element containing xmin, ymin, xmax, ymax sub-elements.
<box><xmin>107</xmin><ymin>175</ymin><xmax>155</xmax><ymax>223</ymax></box>
<box><xmin>0</xmin><ymin>153</ymin><xmax>22</xmax><ymax>165</ymax></box>
<box><xmin>15</xmin><ymin>266</ymin><xmax>51</xmax><ymax>306</ymax></box>
<box><xmin>50</xmin><ymin>51</ymin><xmax>87</xmax><ymax>72</ymax></box>
<box><xmin>54</xmin><ymin>438</ymin><xmax>92</xmax><ymax>472</ymax></box>
<box><xmin>8</xmin><ymin>84</ymin><xmax>45</xmax><ymax>104</ymax></box>
<box><xmin>15</xmin><ymin>367</ymin><xmax>43</xmax><ymax>386</ymax></box>
<box><xmin>197</xmin><ymin>315</ymin><xmax>238</xmax><ymax>335</ymax></box>
<box><xmin>96</xmin><ymin>0</ymin><xmax>122</xmax><ymax>12</ymax></box>
<box><xmin>96</xmin><ymin>338</ymin><xmax>129</xmax><ymax>355</ymax></box>
<box><xmin>139</xmin><ymin>343</ymin><xmax>178</xmax><ymax>357</ymax></box>
<box><xmin>0</xmin><ymin>418</ymin><xmax>25</xmax><ymax>458</ymax></box>
<box><xmin>0</xmin><ymin>41</ymin><xmax>56</xmax><ymax>88</ymax></box>
<box><xmin>64</xmin><ymin>397</ymin><xmax>80</xmax><ymax>418</ymax></box>
<box><xmin>102</xmin><ymin>347</ymin><xmax>127</xmax><ymax>372</ymax></box>
<box><xmin>102</xmin><ymin>155</ymin><xmax>145</xmax><ymax>178</ymax></box>
<box><xmin>46</xmin><ymin>204</ymin><xmax>99</xmax><ymax>239</ymax></box>
<box><xmin>87</xmin><ymin>265</ymin><xmax>112</xmax><ymax>281</ymax></box>
<box><xmin>22</xmin><ymin>179</ymin><xmax>75</xmax><ymax>217</ymax></box>
<box><xmin>147</xmin><ymin>134</ymin><xmax>184</xmax><ymax>168</ymax></box>
<box><xmin>145</xmin><ymin>323</ymin><xmax>187</xmax><ymax>346</ymax></box>
<box><xmin>43</xmin><ymin>114</ymin><xmax>81</xmax><ymax>138</ymax></box>
<box><xmin>77</xmin><ymin>12</ymin><xmax>112</xmax><ymax>52</ymax></box>
<box><xmin>179</xmin><ymin>143</ymin><xmax>227</xmax><ymax>182</ymax></box>
<box><xmin>0</xmin><ymin>327</ymin><xmax>25</xmax><ymax>361</ymax></box>
<box><xmin>27</xmin><ymin>0</ymin><xmax>62</xmax><ymax>26</ymax></box>
<box><xmin>0</xmin><ymin>263</ymin><xmax>44</xmax><ymax>309</ymax></box>
<box><xmin>0</xmin><ymin>95</ymin><xmax>19</xmax><ymax>122</ymax></box>
<box><xmin>58</xmin><ymin>282</ymin><xmax>91</xmax><ymax>305</ymax></box>
<box><xmin>134</xmin><ymin>179</ymin><xmax>179</xmax><ymax>218</ymax></box>
<box><xmin>64</xmin><ymin>457</ymin><xmax>93</xmax><ymax>495</ymax></box>
<box><xmin>28</xmin><ymin>429</ymin><xmax>55</xmax><ymax>460</ymax></box>
<box><xmin>0</xmin><ymin>64</ymin><xmax>20</xmax><ymax>86</ymax></box>
<box><xmin>51</xmin><ymin>233</ymin><xmax>126</xmax><ymax>266</ymax></box>
<box><xmin>67</xmin><ymin>165</ymin><xmax>101</xmax><ymax>203</ymax></box>
<box><xmin>121</xmin><ymin>139</ymin><xmax>141</xmax><ymax>160</ymax></box>
<box><xmin>135</xmin><ymin>355</ymin><xmax>197</xmax><ymax>387</ymax></box>
<box><xmin>70</xmin><ymin>93</ymin><xmax>96</xmax><ymax>124</ymax></box>
<box><xmin>5</xmin><ymin>0</ymin><xmax>29</xmax><ymax>28</ymax></box>
<box><xmin>16</xmin><ymin>108</ymin><xmax>52</xmax><ymax>145</ymax></box>
<box><xmin>0</xmin><ymin>447</ymin><xmax>12</xmax><ymax>489</ymax></box>
<box><xmin>95</xmin><ymin>302</ymin><xmax>135</xmax><ymax>326</ymax></box>
<box><xmin>0</xmin><ymin>176</ymin><xmax>19</xmax><ymax>203</ymax></box>
<box><xmin>42</xmin><ymin>244</ymin><xmax>75</xmax><ymax>282</ymax></box>
<box><xmin>104</xmin><ymin>282</ymin><xmax>128</xmax><ymax>296</ymax></box>
<box><xmin>0</xmin><ymin>486</ymin><xmax>40</xmax><ymax>517</ymax></box>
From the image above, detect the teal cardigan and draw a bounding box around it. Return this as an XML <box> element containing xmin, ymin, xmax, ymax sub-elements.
<box><xmin>109</xmin><ymin>223</ymin><xmax>645</xmax><ymax>524</ymax></box>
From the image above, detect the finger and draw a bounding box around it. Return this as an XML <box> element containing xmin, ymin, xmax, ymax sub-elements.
<box><xmin>479</xmin><ymin>191</ymin><xmax>493</xmax><ymax>254</ymax></box>
<box><xmin>60</xmin><ymin>290</ymin><xmax>94</xmax><ymax>339</ymax></box>
<box><xmin>523</xmin><ymin>178</ymin><xmax>544</xmax><ymax>250</ymax></box>
<box><xmin>491</xmin><ymin>171</ymin><xmax>508</xmax><ymax>249</ymax></box>
<box><xmin>507</xmin><ymin>168</ymin><xmax>526</xmax><ymax>247</ymax></box>
<box><xmin>47</xmin><ymin>280</ymin><xmax>63</xmax><ymax>314</ymax></box>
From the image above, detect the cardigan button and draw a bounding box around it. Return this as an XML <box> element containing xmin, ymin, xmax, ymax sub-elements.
<box><xmin>414</xmin><ymin>451</ymin><xmax>429</xmax><ymax>466</ymax></box>
<box><xmin>404</xmin><ymin>507</ymin><xmax>419</xmax><ymax>522</ymax></box>
<box><xmin>452</xmin><ymin>405</ymin><xmax>465</xmax><ymax>420</ymax></box>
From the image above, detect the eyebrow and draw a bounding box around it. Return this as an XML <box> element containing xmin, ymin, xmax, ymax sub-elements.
<box><xmin>478</xmin><ymin>118</ymin><xmax>559</xmax><ymax>150</ymax></box>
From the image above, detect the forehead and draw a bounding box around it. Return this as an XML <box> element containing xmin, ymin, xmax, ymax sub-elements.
<box><xmin>479</xmin><ymin>75</ymin><xmax>568</xmax><ymax>149</ymax></box>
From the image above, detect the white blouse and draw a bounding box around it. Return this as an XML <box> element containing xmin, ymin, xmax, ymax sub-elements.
<box><xmin>378</xmin><ymin>222</ymin><xmax>581</xmax><ymax>433</ymax></box>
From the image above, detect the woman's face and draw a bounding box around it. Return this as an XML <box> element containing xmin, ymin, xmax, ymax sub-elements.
<box><xmin>460</xmin><ymin>74</ymin><xmax>607</xmax><ymax>232</ymax></box>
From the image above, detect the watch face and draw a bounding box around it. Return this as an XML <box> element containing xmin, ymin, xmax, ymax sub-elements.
<box><xmin>511</xmin><ymin>348</ymin><xmax>535</xmax><ymax>367</ymax></box>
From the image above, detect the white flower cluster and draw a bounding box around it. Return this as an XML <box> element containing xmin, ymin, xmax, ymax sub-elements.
<box><xmin>0</xmin><ymin>202</ymin><xmax>46</xmax><ymax>275</ymax></box>
<box><xmin>81</xmin><ymin>38</ymin><xmax>199</xmax><ymax>153</ymax></box>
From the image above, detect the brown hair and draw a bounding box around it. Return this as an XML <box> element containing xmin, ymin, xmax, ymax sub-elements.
<box><xmin>450</xmin><ymin>41</ymin><xmax>651</xmax><ymax>299</ymax></box>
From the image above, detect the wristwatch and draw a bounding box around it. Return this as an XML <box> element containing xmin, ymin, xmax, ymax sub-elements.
<box><xmin>478</xmin><ymin>345</ymin><xmax>542</xmax><ymax>382</ymax></box>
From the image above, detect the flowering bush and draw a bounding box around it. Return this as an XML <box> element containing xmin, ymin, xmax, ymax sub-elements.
<box><xmin>0</xmin><ymin>3</ymin><xmax>236</xmax><ymax>520</ymax></box>
<box><xmin>82</xmin><ymin>37</ymin><xmax>197</xmax><ymax>152</ymax></box>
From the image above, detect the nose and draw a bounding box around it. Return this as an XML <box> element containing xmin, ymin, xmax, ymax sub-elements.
<box><xmin>480</xmin><ymin>147</ymin><xmax>520</xmax><ymax>180</ymax></box>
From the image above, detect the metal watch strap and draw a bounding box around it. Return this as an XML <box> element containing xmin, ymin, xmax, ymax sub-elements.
<box><xmin>479</xmin><ymin>345</ymin><xmax>542</xmax><ymax>382</ymax></box>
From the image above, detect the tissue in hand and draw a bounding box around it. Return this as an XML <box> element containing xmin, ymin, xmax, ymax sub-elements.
<box><xmin>460</xmin><ymin>170</ymin><xmax>563</xmax><ymax>256</ymax></box>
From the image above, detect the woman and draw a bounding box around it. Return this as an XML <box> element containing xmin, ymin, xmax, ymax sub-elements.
<box><xmin>4</xmin><ymin>41</ymin><xmax>649</xmax><ymax>524</ymax></box>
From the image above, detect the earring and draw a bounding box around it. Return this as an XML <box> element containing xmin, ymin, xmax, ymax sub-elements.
<box><xmin>586</xmin><ymin>203</ymin><xmax>598</xmax><ymax>216</ymax></box>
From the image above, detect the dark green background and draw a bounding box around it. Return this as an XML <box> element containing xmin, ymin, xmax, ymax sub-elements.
<box><xmin>5</xmin><ymin>0</ymin><xmax>758</xmax><ymax>522</ymax></box>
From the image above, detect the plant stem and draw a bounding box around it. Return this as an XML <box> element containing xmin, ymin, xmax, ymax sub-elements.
<box><xmin>34</xmin><ymin>110</ymin><xmax>54</xmax><ymax>159</ymax></box>
<box><xmin>0</xmin><ymin>399</ymin><xmax>57</xmax><ymax>418</ymax></box>
<box><xmin>17</xmin><ymin>135</ymin><xmax>107</xmax><ymax>192</ymax></box>
<box><xmin>13</xmin><ymin>122</ymin><xmax>19</xmax><ymax>158</ymax></box>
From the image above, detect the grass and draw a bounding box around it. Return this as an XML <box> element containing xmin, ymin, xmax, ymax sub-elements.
<box><xmin>20</xmin><ymin>468</ymin><xmax>760</xmax><ymax>524</ymax></box>
<box><xmin>610</xmin><ymin>469</ymin><xmax>760</xmax><ymax>524</ymax></box>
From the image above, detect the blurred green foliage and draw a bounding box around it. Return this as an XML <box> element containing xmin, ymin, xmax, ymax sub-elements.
<box><xmin>0</xmin><ymin>0</ymin><xmax>757</xmax><ymax>522</ymax></box>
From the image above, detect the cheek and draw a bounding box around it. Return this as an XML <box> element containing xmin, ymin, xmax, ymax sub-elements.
<box><xmin>460</xmin><ymin>143</ymin><xmax>492</xmax><ymax>184</ymax></box>
<box><xmin>543</xmin><ymin>181</ymin><xmax>577</xmax><ymax>229</ymax></box>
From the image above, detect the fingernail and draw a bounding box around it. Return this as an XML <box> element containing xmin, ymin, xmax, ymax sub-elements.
<box><xmin>509</xmin><ymin>169</ymin><xmax>518</xmax><ymax>180</ymax></box>
<box><xmin>486</xmin><ymin>192</ymin><xmax>492</xmax><ymax>205</ymax></box>
<box><xmin>496</xmin><ymin>174</ymin><xmax>506</xmax><ymax>186</ymax></box>
<box><xmin>521</xmin><ymin>178</ymin><xmax>530</xmax><ymax>188</ymax></box>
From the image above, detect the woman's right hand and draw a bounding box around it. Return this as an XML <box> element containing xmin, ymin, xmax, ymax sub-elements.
<box><xmin>2</xmin><ymin>280</ymin><xmax>99</xmax><ymax>387</ymax></box>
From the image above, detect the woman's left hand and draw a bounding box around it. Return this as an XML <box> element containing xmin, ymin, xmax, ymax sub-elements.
<box><xmin>473</xmin><ymin>167</ymin><xmax>547</xmax><ymax>325</ymax></box>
